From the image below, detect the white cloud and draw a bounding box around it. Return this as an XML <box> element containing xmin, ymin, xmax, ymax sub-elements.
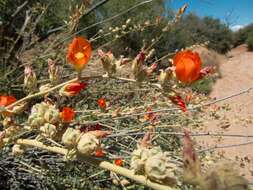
<box><xmin>230</xmin><ymin>25</ymin><xmax>245</xmax><ymax>32</ymax></box>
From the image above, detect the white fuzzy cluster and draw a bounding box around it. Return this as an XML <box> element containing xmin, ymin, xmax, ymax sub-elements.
<box><xmin>131</xmin><ymin>146</ymin><xmax>177</xmax><ymax>184</ymax></box>
<box><xmin>61</xmin><ymin>128</ymin><xmax>99</xmax><ymax>156</ymax></box>
<box><xmin>27</xmin><ymin>102</ymin><xmax>60</xmax><ymax>138</ymax></box>
<box><xmin>28</xmin><ymin>102</ymin><xmax>60</xmax><ymax>128</ymax></box>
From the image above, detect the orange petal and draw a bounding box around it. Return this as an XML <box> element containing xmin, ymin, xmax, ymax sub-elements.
<box><xmin>114</xmin><ymin>159</ymin><xmax>123</xmax><ymax>166</ymax></box>
<box><xmin>95</xmin><ymin>149</ymin><xmax>105</xmax><ymax>157</ymax></box>
<box><xmin>0</xmin><ymin>95</ymin><xmax>16</xmax><ymax>107</ymax></box>
<box><xmin>60</xmin><ymin>107</ymin><xmax>75</xmax><ymax>122</ymax></box>
<box><xmin>98</xmin><ymin>98</ymin><xmax>106</xmax><ymax>109</ymax></box>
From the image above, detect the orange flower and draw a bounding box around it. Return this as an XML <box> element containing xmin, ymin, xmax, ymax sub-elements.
<box><xmin>98</xmin><ymin>98</ymin><xmax>106</xmax><ymax>109</ymax></box>
<box><xmin>95</xmin><ymin>149</ymin><xmax>105</xmax><ymax>157</ymax></box>
<box><xmin>173</xmin><ymin>50</ymin><xmax>201</xmax><ymax>83</ymax></box>
<box><xmin>0</xmin><ymin>95</ymin><xmax>16</xmax><ymax>107</ymax></box>
<box><xmin>114</xmin><ymin>159</ymin><xmax>123</xmax><ymax>166</ymax></box>
<box><xmin>60</xmin><ymin>107</ymin><xmax>75</xmax><ymax>122</ymax></box>
<box><xmin>60</xmin><ymin>82</ymin><xmax>87</xmax><ymax>97</ymax></box>
<box><xmin>67</xmin><ymin>36</ymin><xmax>92</xmax><ymax>71</ymax></box>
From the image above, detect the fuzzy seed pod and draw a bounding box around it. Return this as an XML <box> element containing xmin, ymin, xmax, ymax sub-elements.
<box><xmin>44</xmin><ymin>107</ymin><xmax>60</xmax><ymax>124</ymax></box>
<box><xmin>145</xmin><ymin>152</ymin><xmax>177</xmax><ymax>185</ymax></box>
<box><xmin>77</xmin><ymin>133</ymin><xmax>99</xmax><ymax>155</ymax></box>
<box><xmin>31</xmin><ymin>102</ymin><xmax>49</xmax><ymax>116</ymax></box>
<box><xmin>28</xmin><ymin>114</ymin><xmax>45</xmax><ymax>128</ymax></box>
<box><xmin>131</xmin><ymin>146</ymin><xmax>177</xmax><ymax>184</ymax></box>
<box><xmin>62</xmin><ymin>128</ymin><xmax>81</xmax><ymax>147</ymax></box>
<box><xmin>40</xmin><ymin>123</ymin><xmax>57</xmax><ymax>138</ymax></box>
<box><xmin>131</xmin><ymin>146</ymin><xmax>151</xmax><ymax>174</ymax></box>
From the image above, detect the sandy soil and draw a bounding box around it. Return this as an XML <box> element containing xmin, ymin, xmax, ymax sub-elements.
<box><xmin>196</xmin><ymin>45</ymin><xmax>253</xmax><ymax>182</ymax></box>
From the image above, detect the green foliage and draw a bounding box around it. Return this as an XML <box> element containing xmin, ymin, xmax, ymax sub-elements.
<box><xmin>233</xmin><ymin>23</ymin><xmax>253</xmax><ymax>47</ymax></box>
<box><xmin>170</xmin><ymin>14</ymin><xmax>233</xmax><ymax>54</ymax></box>
<box><xmin>191</xmin><ymin>77</ymin><xmax>214</xmax><ymax>95</ymax></box>
<box><xmin>246</xmin><ymin>31</ymin><xmax>253</xmax><ymax>50</ymax></box>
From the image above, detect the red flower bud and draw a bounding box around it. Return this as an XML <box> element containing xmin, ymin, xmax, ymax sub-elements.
<box><xmin>60</xmin><ymin>82</ymin><xmax>87</xmax><ymax>97</ymax></box>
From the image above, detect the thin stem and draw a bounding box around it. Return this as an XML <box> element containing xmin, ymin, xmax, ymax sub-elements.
<box><xmin>17</xmin><ymin>139</ymin><xmax>174</xmax><ymax>190</ymax></box>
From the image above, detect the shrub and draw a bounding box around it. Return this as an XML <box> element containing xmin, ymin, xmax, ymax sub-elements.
<box><xmin>233</xmin><ymin>23</ymin><xmax>253</xmax><ymax>47</ymax></box>
<box><xmin>246</xmin><ymin>31</ymin><xmax>253</xmax><ymax>50</ymax></box>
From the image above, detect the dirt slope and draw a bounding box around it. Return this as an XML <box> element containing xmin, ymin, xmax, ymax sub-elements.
<box><xmin>197</xmin><ymin>44</ymin><xmax>253</xmax><ymax>182</ymax></box>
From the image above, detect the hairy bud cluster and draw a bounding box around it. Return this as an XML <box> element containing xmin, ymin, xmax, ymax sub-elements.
<box><xmin>62</xmin><ymin>128</ymin><xmax>100</xmax><ymax>156</ymax></box>
<box><xmin>62</xmin><ymin>128</ymin><xmax>81</xmax><ymax>147</ymax></box>
<box><xmin>77</xmin><ymin>133</ymin><xmax>99</xmax><ymax>155</ymax></box>
<box><xmin>40</xmin><ymin>123</ymin><xmax>57</xmax><ymax>138</ymax></box>
<box><xmin>131</xmin><ymin>146</ymin><xmax>177</xmax><ymax>184</ymax></box>
<box><xmin>28</xmin><ymin>102</ymin><xmax>60</xmax><ymax>132</ymax></box>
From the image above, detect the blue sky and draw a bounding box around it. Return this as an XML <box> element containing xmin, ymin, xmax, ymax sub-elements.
<box><xmin>167</xmin><ymin>0</ymin><xmax>253</xmax><ymax>30</ymax></box>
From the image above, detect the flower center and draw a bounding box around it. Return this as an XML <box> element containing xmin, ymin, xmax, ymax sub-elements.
<box><xmin>75</xmin><ymin>52</ymin><xmax>84</xmax><ymax>59</ymax></box>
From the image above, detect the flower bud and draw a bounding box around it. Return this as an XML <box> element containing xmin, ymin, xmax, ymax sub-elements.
<box><xmin>77</xmin><ymin>133</ymin><xmax>99</xmax><ymax>155</ymax></box>
<box><xmin>126</xmin><ymin>18</ymin><xmax>131</xmax><ymax>25</ymax></box>
<box><xmin>24</xmin><ymin>66</ymin><xmax>37</xmax><ymax>93</ymax></box>
<box><xmin>97</xmin><ymin>49</ymin><xmax>116</xmax><ymax>76</ymax></box>
<box><xmin>159</xmin><ymin>69</ymin><xmax>172</xmax><ymax>90</ymax></box>
<box><xmin>62</xmin><ymin>128</ymin><xmax>81</xmax><ymax>147</ymax></box>
<box><xmin>145</xmin><ymin>49</ymin><xmax>155</xmax><ymax>60</ymax></box>
<box><xmin>59</xmin><ymin>82</ymin><xmax>87</xmax><ymax>97</ymax></box>
<box><xmin>48</xmin><ymin>59</ymin><xmax>59</xmax><ymax>84</ymax></box>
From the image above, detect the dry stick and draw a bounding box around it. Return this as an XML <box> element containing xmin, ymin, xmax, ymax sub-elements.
<box><xmin>5</xmin><ymin>10</ymin><xmax>31</xmax><ymax>62</ymax></box>
<box><xmin>16</xmin><ymin>139</ymin><xmax>173</xmax><ymax>190</ymax></box>
<box><xmin>80</xmin><ymin>85</ymin><xmax>253</xmax><ymax>125</ymax></box>
<box><xmin>197</xmin><ymin>141</ymin><xmax>253</xmax><ymax>153</ymax></box>
<box><xmin>7</xmin><ymin>77</ymin><xmax>77</xmax><ymax>109</ymax></box>
<box><xmin>107</xmin><ymin>131</ymin><xmax>253</xmax><ymax>139</ymax></box>
<box><xmin>6</xmin><ymin>73</ymin><xmax>158</xmax><ymax>110</ymax></box>
<box><xmin>11</xmin><ymin>1</ymin><xmax>28</xmax><ymax>18</ymax></box>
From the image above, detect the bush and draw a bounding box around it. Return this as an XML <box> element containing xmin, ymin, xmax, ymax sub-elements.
<box><xmin>233</xmin><ymin>23</ymin><xmax>253</xmax><ymax>47</ymax></box>
<box><xmin>246</xmin><ymin>31</ymin><xmax>253</xmax><ymax>50</ymax></box>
